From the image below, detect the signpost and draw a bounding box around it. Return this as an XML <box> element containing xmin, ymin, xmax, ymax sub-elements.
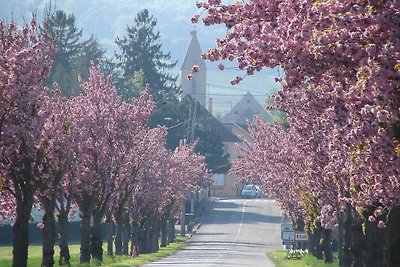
<box><xmin>281</xmin><ymin>222</ymin><xmax>294</xmax><ymax>249</ymax></box>
<box><xmin>281</xmin><ymin>221</ymin><xmax>309</xmax><ymax>249</ymax></box>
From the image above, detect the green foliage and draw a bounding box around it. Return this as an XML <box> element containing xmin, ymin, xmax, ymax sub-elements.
<box><xmin>74</xmin><ymin>36</ymin><xmax>107</xmax><ymax>81</ymax></box>
<box><xmin>268</xmin><ymin>251</ymin><xmax>339</xmax><ymax>267</ymax></box>
<box><xmin>194</xmin><ymin>125</ymin><xmax>231</xmax><ymax>174</ymax></box>
<box><xmin>42</xmin><ymin>9</ymin><xmax>82</xmax><ymax>96</ymax></box>
<box><xmin>303</xmin><ymin>253</ymin><xmax>339</xmax><ymax>267</ymax></box>
<box><xmin>183</xmin><ymin>96</ymin><xmax>231</xmax><ymax>174</ymax></box>
<box><xmin>149</xmin><ymin>95</ymin><xmax>231</xmax><ymax>174</ymax></box>
<box><xmin>118</xmin><ymin>70</ymin><xmax>146</xmax><ymax>102</ymax></box>
<box><xmin>265</xmin><ymin>90</ymin><xmax>289</xmax><ymax>128</ymax></box>
<box><xmin>115</xmin><ymin>9</ymin><xmax>178</xmax><ymax>105</ymax></box>
<box><xmin>42</xmin><ymin>8</ymin><xmax>106</xmax><ymax>97</ymax></box>
<box><xmin>362</xmin><ymin>222</ymin><xmax>366</xmax><ymax>235</ymax></box>
<box><xmin>0</xmin><ymin>237</ymin><xmax>187</xmax><ymax>266</ymax></box>
<box><xmin>149</xmin><ymin>99</ymin><xmax>185</xmax><ymax>149</ymax></box>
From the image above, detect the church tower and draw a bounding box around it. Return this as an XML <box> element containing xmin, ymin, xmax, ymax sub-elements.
<box><xmin>180</xmin><ymin>30</ymin><xmax>207</xmax><ymax>107</ymax></box>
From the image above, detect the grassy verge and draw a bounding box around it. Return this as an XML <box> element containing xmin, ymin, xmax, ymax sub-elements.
<box><xmin>267</xmin><ymin>251</ymin><xmax>339</xmax><ymax>267</ymax></box>
<box><xmin>0</xmin><ymin>237</ymin><xmax>187</xmax><ymax>267</ymax></box>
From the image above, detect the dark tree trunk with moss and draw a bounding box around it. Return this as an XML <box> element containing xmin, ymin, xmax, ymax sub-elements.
<box><xmin>322</xmin><ymin>228</ymin><xmax>333</xmax><ymax>263</ymax></box>
<box><xmin>41</xmin><ymin>197</ymin><xmax>57</xmax><ymax>267</ymax></box>
<box><xmin>80</xmin><ymin>213</ymin><xmax>92</xmax><ymax>263</ymax></box>
<box><xmin>160</xmin><ymin>217</ymin><xmax>169</xmax><ymax>247</ymax></box>
<box><xmin>137</xmin><ymin>226</ymin><xmax>147</xmax><ymax>254</ymax></box>
<box><xmin>57</xmin><ymin>209</ymin><xmax>71</xmax><ymax>266</ymax></box>
<box><xmin>122</xmin><ymin>213</ymin><xmax>130</xmax><ymax>255</ymax></box>
<box><xmin>387</xmin><ymin>205</ymin><xmax>400</xmax><ymax>267</ymax></box>
<box><xmin>114</xmin><ymin>215</ymin><xmax>123</xmax><ymax>255</ymax></box>
<box><xmin>342</xmin><ymin>203</ymin><xmax>353</xmax><ymax>267</ymax></box>
<box><xmin>338</xmin><ymin>213</ymin><xmax>344</xmax><ymax>267</ymax></box>
<box><xmin>90</xmin><ymin>214</ymin><xmax>103</xmax><ymax>262</ymax></box>
<box><xmin>168</xmin><ymin>217</ymin><xmax>176</xmax><ymax>243</ymax></box>
<box><xmin>12</xmin><ymin>188</ymin><xmax>34</xmax><ymax>267</ymax></box>
<box><xmin>106</xmin><ymin>213</ymin><xmax>113</xmax><ymax>256</ymax></box>
<box><xmin>131</xmin><ymin>223</ymin><xmax>140</xmax><ymax>256</ymax></box>
<box><xmin>309</xmin><ymin>223</ymin><xmax>323</xmax><ymax>260</ymax></box>
<box><xmin>308</xmin><ymin>231</ymin><xmax>316</xmax><ymax>256</ymax></box>
<box><xmin>146</xmin><ymin>218</ymin><xmax>159</xmax><ymax>253</ymax></box>
<box><xmin>363</xmin><ymin>207</ymin><xmax>387</xmax><ymax>267</ymax></box>
<box><xmin>350</xmin><ymin>211</ymin><xmax>365</xmax><ymax>267</ymax></box>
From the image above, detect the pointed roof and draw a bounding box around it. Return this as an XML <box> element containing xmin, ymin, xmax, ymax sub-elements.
<box><xmin>180</xmin><ymin>30</ymin><xmax>207</xmax><ymax>70</ymax></box>
<box><xmin>220</xmin><ymin>92</ymin><xmax>271</xmax><ymax>125</ymax></box>
<box><xmin>200</xmin><ymin>113</ymin><xmax>241</xmax><ymax>143</ymax></box>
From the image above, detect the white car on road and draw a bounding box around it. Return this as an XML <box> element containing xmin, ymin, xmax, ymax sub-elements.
<box><xmin>241</xmin><ymin>184</ymin><xmax>262</xmax><ymax>199</ymax></box>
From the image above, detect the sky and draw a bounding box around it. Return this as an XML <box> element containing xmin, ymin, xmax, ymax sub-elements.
<box><xmin>1</xmin><ymin>0</ymin><xmax>281</xmax><ymax>114</ymax></box>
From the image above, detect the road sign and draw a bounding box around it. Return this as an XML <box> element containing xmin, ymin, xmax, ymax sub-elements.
<box><xmin>281</xmin><ymin>223</ymin><xmax>293</xmax><ymax>231</ymax></box>
<box><xmin>281</xmin><ymin>230</ymin><xmax>294</xmax><ymax>241</ymax></box>
<box><xmin>283</xmin><ymin>240</ymin><xmax>293</xmax><ymax>246</ymax></box>
<box><xmin>294</xmin><ymin>232</ymin><xmax>308</xmax><ymax>241</ymax></box>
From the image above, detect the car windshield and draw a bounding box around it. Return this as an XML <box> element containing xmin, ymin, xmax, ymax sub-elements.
<box><xmin>244</xmin><ymin>185</ymin><xmax>255</xmax><ymax>190</ymax></box>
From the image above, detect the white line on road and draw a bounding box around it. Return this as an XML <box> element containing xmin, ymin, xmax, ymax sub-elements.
<box><xmin>211</xmin><ymin>200</ymin><xmax>246</xmax><ymax>264</ymax></box>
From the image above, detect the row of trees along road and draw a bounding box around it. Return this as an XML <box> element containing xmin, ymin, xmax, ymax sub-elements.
<box><xmin>0</xmin><ymin>6</ymin><xmax>232</xmax><ymax>267</ymax></box>
<box><xmin>193</xmin><ymin>1</ymin><xmax>400</xmax><ymax>267</ymax></box>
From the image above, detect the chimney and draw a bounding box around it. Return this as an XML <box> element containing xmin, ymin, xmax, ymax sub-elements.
<box><xmin>208</xmin><ymin>97</ymin><xmax>213</xmax><ymax>114</ymax></box>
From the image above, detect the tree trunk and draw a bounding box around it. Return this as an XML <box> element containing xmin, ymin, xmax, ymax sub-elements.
<box><xmin>308</xmin><ymin>230</ymin><xmax>316</xmax><ymax>256</ymax></box>
<box><xmin>168</xmin><ymin>217</ymin><xmax>175</xmax><ymax>243</ymax></box>
<box><xmin>342</xmin><ymin>202</ymin><xmax>353</xmax><ymax>267</ymax></box>
<box><xmin>131</xmin><ymin>223</ymin><xmax>140</xmax><ymax>257</ymax></box>
<box><xmin>12</xmin><ymin>192</ymin><xmax>34</xmax><ymax>267</ymax></box>
<box><xmin>387</xmin><ymin>205</ymin><xmax>400</xmax><ymax>267</ymax></box>
<box><xmin>350</xmin><ymin>211</ymin><xmax>365</xmax><ymax>267</ymax></box>
<box><xmin>181</xmin><ymin>202</ymin><xmax>186</xmax><ymax>237</ymax></box>
<box><xmin>137</xmin><ymin>226</ymin><xmax>146</xmax><ymax>254</ymax></box>
<box><xmin>322</xmin><ymin>228</ymin><xmax>333</xmax><ymax>263</ymax></box>
<box><xmin>122</xmin><ymin>213</ymin><xmax>130</xmax><ymax>255</ymax></box>
<box><xmin>151</xmin><ymin>229</ymin><xmax>159</xmax><ymax>253</ymax></box>
<box><xmin>310</xmin><ymin>223</ymin><xmax>323</xmax><ymax>259</ymax></box>
<box><xmin>57</xmin><ymin>210</ymin><xmax>71</xmax><ymax>266</ymax></box>
<box><xmin>145</xmin><ymin>218</ymin><xmax>159</xmax><ymax>253</ymax></box>
<box><xmin>106</xmin><ymin>213</ymin><xmax>113</xmax><ymax>256</ymax></box>
<box><xmin>80</xmin><ymin>213</ymin><xmax>92</xmax><ymax>264</ymax></box>
<box><xmin>90</xmin><ymin>214</ymin><xmax>103</xmax><ymax>262</ymax></box>
<box><xmin>364</xmin><ymin>208</ymin><xmax>387</xmax><ymax>267</ymax></box>
<box><xmin>160</xmin><ymin>218</ymin><xmax>168</xmax><ymax>247</ymax></box>
<box><xmin>338</xmin><ymin>213</ymin><xmax>344</xmax><ymax>267</ymax></box>
<box><xmin>41</xmin><ymin>197</ymin><xmax>56</xmax><ymax>267</ymax></box>
<box><xmin>115</xmin><ymin>217</ymin><xmax>123</xmax><ymax>255</ymax></box>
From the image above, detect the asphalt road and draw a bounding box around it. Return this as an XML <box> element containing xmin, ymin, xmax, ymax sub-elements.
<box><xmin>144</xmin><ymin>197</ymin><xmax>282</xmax><ymax>267</ymax></box>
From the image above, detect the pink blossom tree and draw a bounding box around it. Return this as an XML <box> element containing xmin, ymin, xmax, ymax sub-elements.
<box><xmin>231</xmin><ymin>118</ymin><xmax>336</xmax><ymax>261</ymax></box>
<box><xmin>35</xmin><ymin>89</ymin><xmax>75</xmax><ymax>267</ymax></box>
<box><xmin>194</xmin><ymin>0</ymin><xmax>400</xmax><ymax>265</ymax></box>
<box><xmin>0</xmin><ymin>16</ymin><xmax>54</xmax><ymax>267</ymax></box>
<box><xmin>128</xmin><ymin>136</ymin><xmax>209</xmax><ymax>254</ymax></box>
<box><xmin>67</xmin><ymin>65</ymin><xmax>156</xmax><ymax>263</ymax></box>
<box><xmin>109</xmin><ymin>126</ymin><xmax>166</xmax><ymax>255</ymax></box>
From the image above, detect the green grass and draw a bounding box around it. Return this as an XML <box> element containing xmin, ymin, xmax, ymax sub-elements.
<box><xmin>267</xmin><ymin>251</ymin><xmax>339</xmax><ymax>267</ymax></box>
<box><xmin>0</xmin><ymin>237</ymin><xmax>187</xmax><ymax>267</ymax></box>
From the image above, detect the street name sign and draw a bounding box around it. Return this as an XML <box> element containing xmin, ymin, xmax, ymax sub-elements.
<box><xmin>294</xmin><ymin>232</ymin><xmax>308</xmax><ymax>241</ymax></box>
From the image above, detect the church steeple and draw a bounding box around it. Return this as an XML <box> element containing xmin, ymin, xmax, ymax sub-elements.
<box><xmin>180</xmin><ymin>30</ymin><xmax>207</xmax><ymax>107</ymax></box>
